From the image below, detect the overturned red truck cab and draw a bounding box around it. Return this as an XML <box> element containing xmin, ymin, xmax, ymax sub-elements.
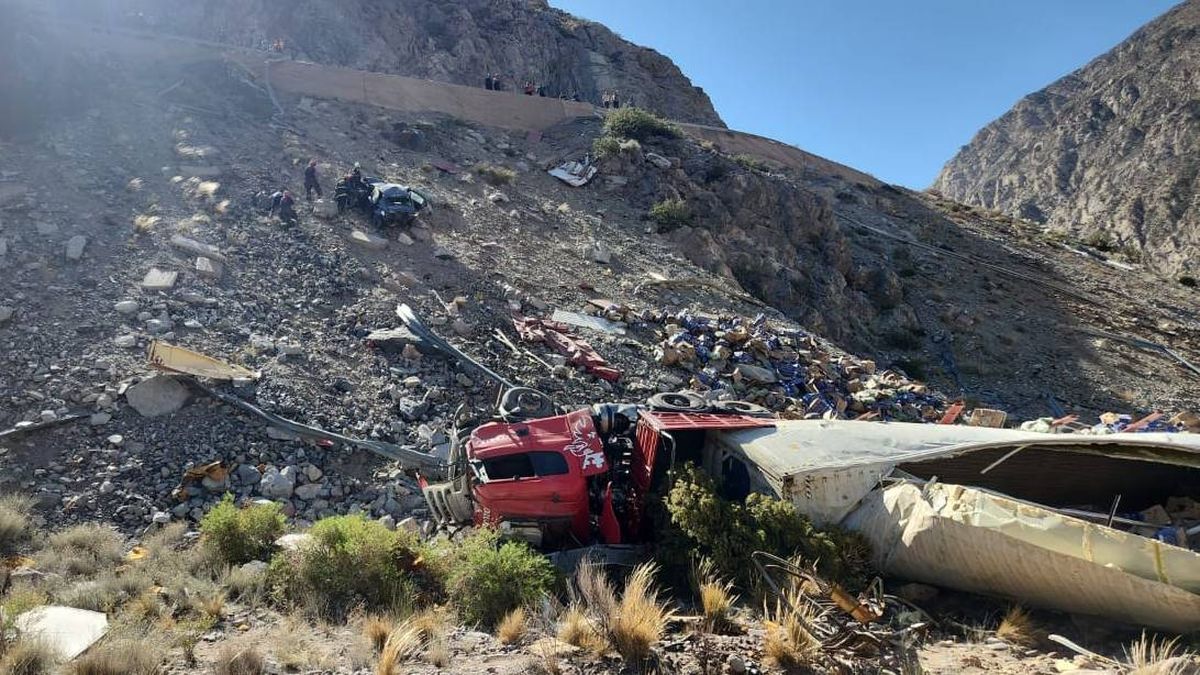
<box><xmin>420</xmin><ymin>405</ymin><xmax>773</xmax><ymax>548</ymax></box>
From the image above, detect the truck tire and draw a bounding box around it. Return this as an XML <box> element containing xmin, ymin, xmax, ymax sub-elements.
<box><xmin>646</xmin><ymin>391</ymin><xmax>709</xmax><ymax>413</ymax></box>
<box><xmin>712</xmin><ymin>400</ymin><xmax>772</xmax><ymax>416</ymax></box>
<box><xmin>499</xmin><ymin>387</ymin><xmax>556</xmax><ymax>420</ymax></box>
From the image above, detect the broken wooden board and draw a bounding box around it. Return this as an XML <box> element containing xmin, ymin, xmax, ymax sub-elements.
<box><xmin>147</xmin><ymin>340</ymin><xmax>259</xmax><ymax>380</ymax></box>
<box><xmin>967</xmin><ymin>408</ymin><xmax>1008</xmax><ymax>428</ymax></box>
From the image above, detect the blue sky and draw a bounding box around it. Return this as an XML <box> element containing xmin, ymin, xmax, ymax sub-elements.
<box><xmin>550</xmin><ymin>0</ymin><xmax>1179</xmax><ymax>188</ymax></box>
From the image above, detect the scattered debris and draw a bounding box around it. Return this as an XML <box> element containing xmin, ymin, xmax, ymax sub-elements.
<box><xmin>514</xmin><ymin>315</ymin><xmax>621</xmax><ymax>381</ymax></box>
<box><xmin>548</xmin><ymin>156</ymin><xmax>598</xmax><ymax>187</ymax></box>
<box><xmin>141</xmin><ymin>267</ymin><xmax>179</xmax><ymax>291</ymax></box>
<box><xmin>169</xmin><ymin>234</ymin><xmax>226</xmax><ymax>262</ymax></box>
<box><xmin>652</xmin><ymin>311</ymin><xmax>943</xmax><ymax>420</ymax></box>
<box><xmin>148</xmin><ymin>340</ymin><xmax>259</xmax><ymax>380</ymax></box>
<box><xmin>549</xmin><ymin>309</ymin><xmax>627</xmax><ymax>335</ymax></box>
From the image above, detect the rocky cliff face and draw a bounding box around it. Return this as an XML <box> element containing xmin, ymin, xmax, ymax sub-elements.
<box><xmin>50</xmin><ymin>0</ymin><xmax>722</xmax><ymax>126</ymax></box>
<box><xmin>933</xmin><ymin>0</ymin><xmax>1200</xmax><ymax>274</ymax></box>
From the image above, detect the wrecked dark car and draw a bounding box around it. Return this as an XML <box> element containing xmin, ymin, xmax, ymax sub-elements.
<box><xmin>368</xmin><ymin>183</ymin><xmax>428</xmax><ymax>227</ymax></box>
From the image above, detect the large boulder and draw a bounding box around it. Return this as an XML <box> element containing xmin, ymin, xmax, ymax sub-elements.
<box><xmin>259</xmin><ymin>465</ymin><xmax>297</xmax><ymax>499</ymax></box>
<box><xmin>124</xmin><ymin>375</ymin><xmax>190</xmax><ymax>418</ymax></box>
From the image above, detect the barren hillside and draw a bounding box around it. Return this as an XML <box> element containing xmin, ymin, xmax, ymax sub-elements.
<box><xmin>30</xmin><ymin>0</ymin><xmax>723</xmax><ymax>127</ymax></box>
<box><xmin>934</xmin><ymin>0</ymin><xmax>1200</xmax><ymax>276</ymax></box>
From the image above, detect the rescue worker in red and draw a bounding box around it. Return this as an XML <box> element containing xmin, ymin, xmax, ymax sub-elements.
<box><xmin>303</xmin><ymin>159</ymin><xmax>322</xmax><ymax>201</ymax></box>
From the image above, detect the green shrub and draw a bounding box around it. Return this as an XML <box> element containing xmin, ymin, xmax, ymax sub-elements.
<box><xmin>661</xmin><ymin>464</ymin><xmax>870</xmax><ymax>590</ymax></box>
<box><xmin>733</xmin><ymin>154</ymin><xmax>767</xmax><ymax>172</ymax></box>
<box><xmin>445</xmin><ymin>529</ymin><xmax>555</xmax><ymax>628</ymax></box>
<box><xmin>602</xmin><ymin>107</ymin><xmax>679</xmax><ymax>141</ymax></box>
<box><xmin>474</xmin><ymin>164</ymin><xmax>516</xmax><ymax>186</ymax></box>
<box><xmin>648</xmin><ymin>198</ymin><xmax>692</xmax><ymax>229</ymax></box>
<box><xmin>0</xmin><ymin>495</ymin><xmax>32</xmax><ymax>555</ymax></box>
<box><xmin>267</xmin><ymin>515</ymin><xmax>425</xmax><ymax>618</ymax></box>
<box><xmin>200</xmin><ymin>495</ymin><xmax>284</xmax><ymax>566</ymax></box>
<box><xmin>1083</xmin><ymin>230</ymin><xmax>1115</xmax><ymax>251</ymax></box>
<box><xmin>592</xmin><ymin>135</ymin><xmax>621</xmax><ymax>159</ymax></box>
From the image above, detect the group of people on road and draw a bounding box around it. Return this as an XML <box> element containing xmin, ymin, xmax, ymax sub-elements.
<box><xmin>480</xmin><ymin>72</ymin><xmax>624</xmax><ymax>109</ymax></box>
<box><xmin>522</xmin><ymin>81</ymin><xmax>547</xmax><ymax>97</ymax></box>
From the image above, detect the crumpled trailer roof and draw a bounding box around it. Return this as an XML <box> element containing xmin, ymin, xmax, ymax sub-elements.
<box><xmin>711</xmin><ymin>420</ymin><xmax>1200</xmax><ymax>632</ymax></box>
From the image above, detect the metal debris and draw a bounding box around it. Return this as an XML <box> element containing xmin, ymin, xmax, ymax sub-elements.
<box><xmin>513</xmin><ymin>315</ymin><xmax>622</xmax><ymax>381</ymax></box>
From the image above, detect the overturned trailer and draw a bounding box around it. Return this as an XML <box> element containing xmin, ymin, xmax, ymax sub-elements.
<box><xmin>711</xmin><ymin>420</ymin><xmax>1200</xmax><ymax>632</ymax></box>
<box><xmin>423</xmin><ymin>408</ymin><xmax>1200</xmax><ymax>632</ymax></box>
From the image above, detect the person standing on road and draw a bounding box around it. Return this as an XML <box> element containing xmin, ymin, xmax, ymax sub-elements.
<box><xmin>485</xmin><ymin>73</ymin><xmax>494</xmax><ymax>90</ymax></box>
<box><xmin>304</xmin><ymin>159</ymin><xmax>322</xmax><ymax>201</ymax></box>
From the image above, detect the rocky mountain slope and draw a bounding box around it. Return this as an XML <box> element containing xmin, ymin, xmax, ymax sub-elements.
<box><xmin>933</xmin><ymin>0</ymin><xmax>1200</xmax><ymax>275</ymax></box>
<box><xmin>35</xmin><ymin>0</ymin><xmax>722</xmax><ymax>127</ymax></box>
<box><xmin>3</xmin><ymin>6</ymin><xmax>1200</xmax><ymax>674</ymax></box>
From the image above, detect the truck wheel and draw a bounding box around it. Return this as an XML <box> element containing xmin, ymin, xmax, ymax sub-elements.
<box><xmin>712</xmin><ymin>400</ymin><xmax>772</xmax><ymax>416</ymax></box>
<box><xmin>646</xmin><ymin>391</ymin><xmax>709</xmax><ymax>413</ymax></box>
<box><xmin>500</xmin><ymin>387</ymin><xmax>556</xmax><ymax>420</ymax></box>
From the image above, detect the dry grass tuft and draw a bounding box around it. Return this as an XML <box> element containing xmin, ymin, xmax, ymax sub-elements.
<box><xmin>221</xmin><ymin>563</ymin><xmax>266</xmax><ymax>605</ymax></box>
<box><xmin>68</xmin><ymin>639</ymin><xmax>162</xmax><ymax>675</ymax></box>
<box><xmin>574</xmin><ymin>560</ymin><xmax>617</xmax><ymax>620</ymax></box>
<box><xmin>496</xmin><ymin>606</ymin><xmax>527</xmax><ymax>645</ymax></box>
<box><xmin>608</xmin><ymin>563</ymin><xmax>673</xmax><ymax>664</ymax></box>
<box><xmin>133</xmin><ymin>214</ymin><xmax>161</xmax><ymax>232</ymax></box>
<box><xmin>363</xmin><ymin>614</ymin><xmax>395</xmax><ymax>653</ymax></box>
<box><xmin>125</xmin><ymin>589</ymin><xmax>166</xmax><ymax>623</ymax></box>
<box><xmin>762</xmin><ymin>592</ymin><xmax>821</xmax><ymax>669</ymax></box>
<box><xmin>0</xmin><ymin>494</ymin><xmax>33</xmax><ymax>554</ymax></box>
<box><xmin>424</xmin><ymin>638</ymin><xmax>452</xmax><ymax>668</ymax></box>
<box><xmin>197</xmin><ymin>591</ymin><xmax>226</xmax><ymax>620</ymax></box>
<box><xmin>532</xmin><ymin>639</ymin><xmax>562</xmax><ymax>675</ymax></box>
<box><xmin>196</xmin><ymin>181</ymin><xmax>221</xmax><ymax>198</ymax></box>
<box><xmin>0</xmin><ymin>639</ymin><xmax>56</xmax><ymax>675</ymax></box>
<box><xmin>214</xmin><ymin>644</ymin><xmax>265</xmax><ymax>675</ymax></box>
<box><xmin>375</xmin><ymin>620</ymin><xmax>425</xmax><ymax>675</ymax></box>
<box><xmin>473</xmin><ymin>164</ymin><xmax>516</xmax><ymax>186</ymax></box>
<box><xmin>556</xmin><ymin>605</ymin><xmax>606</xmax><ymax>655</ymax></box>
<box><xmin>44</xmin><ymin>523</ymin><xmax>125</xmax><ymax>576</ymax></box>
<box><xmin>995</xmin><ymin>606</ymin><xmax>1041</xmax><ymax>648</ymax></box>
<box><xmin>1125</xmin><ymin>632</ymin><xmax>1198</xmax><ymax>674</ymax></box>
<box><xmin>694</xmin><ymin>558</ymin><xmax>737</xmax><ymax>633</ymax></box>
<box><xmin>267</xmin><ymin>616</ymin><xmax>336</xmax><ymax>671</ymax></box>
<box><xmin>408</xmin><ymin>607</ymin><xmax>449</xmax><ymax>642</ymax></box>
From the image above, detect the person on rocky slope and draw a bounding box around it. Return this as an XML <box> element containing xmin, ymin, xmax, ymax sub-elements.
<box><xmin>278</xmin><ymin>190</ymin><xmax>297</xmax><ymax>226</ymax></box>
<box><xmin>303</xmin><ymin>159</ymin><xmax>322</xmax><ymax>202</ymax></box>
